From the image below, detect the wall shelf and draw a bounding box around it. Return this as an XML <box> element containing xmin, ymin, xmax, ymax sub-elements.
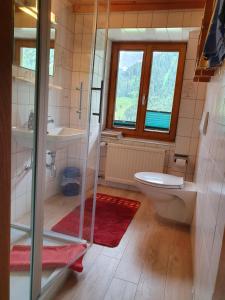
<box><xmin>194</xmin><ymin>0</ymin><xmax>218</xmax><ymax>82</ymax></box>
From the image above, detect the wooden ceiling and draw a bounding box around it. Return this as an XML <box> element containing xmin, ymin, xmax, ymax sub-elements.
<box><xmin>73</xmin><ymin>0</ymin><xmax>206</xmax><ymax>13</ymax></box>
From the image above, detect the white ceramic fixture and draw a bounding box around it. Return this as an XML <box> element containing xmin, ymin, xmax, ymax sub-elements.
<box><xmin>134</xmin><ymin>172</ymin><xmax>196</xmax><ymax>225</ymax></box>
<box><xmin>12</xmin><ymin>127</ymin><xmax>85</xmax><ymax>151</ymax></box>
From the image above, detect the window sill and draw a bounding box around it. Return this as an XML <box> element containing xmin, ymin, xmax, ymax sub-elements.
<box><xmin>101</xmin><ymin>130</ymin><xmax>175</xmax><ymax>150</ymax></box>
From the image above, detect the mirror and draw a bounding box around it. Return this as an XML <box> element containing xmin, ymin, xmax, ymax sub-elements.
<box><xmin>14</xmin><ymin>0</ymin><xmax>56</xmax><ymax>76</ymax></box>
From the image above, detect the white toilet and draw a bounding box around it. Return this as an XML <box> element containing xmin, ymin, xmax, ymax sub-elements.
<box><xmin>134</xmin><ymin>172</ymin><xmax>197</xmax><ymax>225</ymax></box>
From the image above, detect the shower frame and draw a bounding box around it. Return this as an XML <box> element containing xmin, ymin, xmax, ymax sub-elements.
<box><xmin>0</xmin><ymin>1</ymin><xmax>13</xmax><ymax>299</ymax></box>
<box><xmin>9</xmin><ymin>0</ymin><xmax>110</xmax><ymax>298</ymax></box>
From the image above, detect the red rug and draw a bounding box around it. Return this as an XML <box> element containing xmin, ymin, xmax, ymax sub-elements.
<box><xmin>51</xmin><ymin>193</ymin><xmax>141</xmax><ymax>247</ymax></box>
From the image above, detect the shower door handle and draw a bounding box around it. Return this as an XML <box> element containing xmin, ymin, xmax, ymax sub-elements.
<box><xmin>76</xmin><ymin>82</ymin><xmax>83</xmax><ymax>120</ymax></box>
<box><xmin>91</xmin><ymin>80</ymin><xmax>104</xmax><ymax>123</ymax></box>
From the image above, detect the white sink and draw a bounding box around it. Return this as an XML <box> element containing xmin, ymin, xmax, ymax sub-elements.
<box><xmin>12</xmin><ymin>127</ymin><xmax>85</xmax><ymax>151</ymax></box>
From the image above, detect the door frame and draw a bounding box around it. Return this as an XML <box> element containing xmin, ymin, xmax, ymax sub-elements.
<box><xmin>0</xmin><ymin>1</ymin><xmax>13</xmax><ymax>300</ymax></box>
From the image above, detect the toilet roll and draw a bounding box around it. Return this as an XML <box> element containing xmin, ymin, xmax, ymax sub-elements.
<box><xmin>175</xmin><ymin>158</ymin><xmax>186</xmax><ymax>167</ymax></box>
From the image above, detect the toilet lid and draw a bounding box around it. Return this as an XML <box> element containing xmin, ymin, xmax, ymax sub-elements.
<box><xmin>134</xmin><ymin>172</ymin><xmax>184</xmax><ymax>189</ymax></box>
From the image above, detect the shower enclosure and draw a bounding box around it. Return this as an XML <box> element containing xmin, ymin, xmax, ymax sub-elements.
<box><xmin>10</xmin><ymin>0</ymin><xmax>109</xmax><ymax>299</ymax></box>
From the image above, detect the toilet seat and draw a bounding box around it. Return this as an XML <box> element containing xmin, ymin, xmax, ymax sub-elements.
<box><xmin>134</xmin><ymin>172</ymin><xmax>184</xmax><ymax>189</ymax></box>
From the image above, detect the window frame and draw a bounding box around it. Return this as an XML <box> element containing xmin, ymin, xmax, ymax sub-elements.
<box><xmin>106</xmin><ymin>42</ymin><xmax>187</xmax><ymax>142</ymax></box>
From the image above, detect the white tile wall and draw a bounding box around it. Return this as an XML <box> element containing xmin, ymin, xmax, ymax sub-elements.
<box><xmin>70</xmin><ymin>17</ymin><xmax>106</xmax><ymax>193</ymax></box>
<box><xmin>100</xmin><ymin>28</ymin><xmax>206</xmax><ymax>182</ymax></box>
<box><xmin>152</xmin><ymin>11</ymin><xmax>168</xmax><ymax>27</ymax></box>
<box><xmin>109</xmin><ymin>13</ymin><xmax>124</xmax><ymax>28</ymax></box>
<box><xmin>137</xmin><ymin>12</ymin><xmax>153</xmax><ymax>28</ymax></box>
<box><xmin>123</xmin><ymin>13</ymin><xmax>138</xmax><ymax>28</ymax></box>
<box><xmin>11</xmin><ymin>0</ymin><xmax>75</xmax><ymax>222</ymax></box>
<box><xmin>107</xmin><ymin>9</ymin><xmax>203</xmax><ymax>29</ymax></box>
<box><xmin>44</xmin><ymin>0</ymin><xmax>75</xmax><ymax>199</ymax></box>
<box><xmin>192</xmin><ymin>64</ymin><xmax>225</xmax><ymax>299</ymax></box>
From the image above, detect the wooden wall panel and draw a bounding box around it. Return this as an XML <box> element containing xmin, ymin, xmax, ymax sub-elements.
<box><xmin>0</xmin><ymin>1</ymin><xmax>13</xmax><ymax>300</ymax></box>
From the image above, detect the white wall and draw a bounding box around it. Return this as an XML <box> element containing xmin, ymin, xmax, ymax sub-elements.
<box><xmin>11</xmin><ymin>67</ymin><xmax>35</xmax><ymax>222</ymax></box>
<box><xmin>192</xmin><ymin>65</ymin><xmax>225</xmax><ymax>299</ymax></box>
<box><xmin>69</xmin><ymin>14</ymin><xmax>107</xmax><ymax>193</ymax></box>
<box><xmin>68</xmin><ymin>13</ymin><xmax>95</xmax><ymax>193</ymax></box>
<box><xmin>99</xmin><ymin>14</ymin><xmax>207</xmax><ymax>184</ymax></box>
<box><xmin>11</xmin><ymin>0</ymin><xmax>75</xmax><ymax>222</ymax></box>
<box><xmin>46</xmin><ymin>0</ymin><xmax>75</xmax><ymax>198</ymax></box>
<box><xmin>107</xmin><ymin>9</ymin><xmax>203</xmax><ymax>29</ymax></box>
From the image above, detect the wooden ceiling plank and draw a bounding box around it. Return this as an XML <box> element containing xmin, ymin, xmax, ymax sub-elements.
<box><xmin>73</xmin><ymin>0</ymin><xmax>206</xmax><ymax>13</ymax></box>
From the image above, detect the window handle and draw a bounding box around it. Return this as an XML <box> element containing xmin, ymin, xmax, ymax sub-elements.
<box><xmin>142</xmin><ymin>95</ymin><xmax>146</xmax><ymax>106</ymax></box>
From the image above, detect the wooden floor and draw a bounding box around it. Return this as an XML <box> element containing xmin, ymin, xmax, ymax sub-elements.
<box><xmin>54</xmin><ymin>185</ymin><xmax>193</xmax><ymax>300</ymax></box>
<box><xmin>16</xmin><ymin>193</ymin><xmax>81</xmax><ymax>230</ymax></box>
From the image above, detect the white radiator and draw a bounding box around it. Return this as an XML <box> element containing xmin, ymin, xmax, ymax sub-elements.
<box><xmin>105</xmin><ymin>143</ymin><xmax>166</xmax><ymax>185</ymax></box>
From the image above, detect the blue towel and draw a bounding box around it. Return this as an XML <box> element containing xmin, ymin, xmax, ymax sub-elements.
<box><xmin>204</xmin><ymin>0</ymin><xmax>225</xmax><ymax>67</ymax></box>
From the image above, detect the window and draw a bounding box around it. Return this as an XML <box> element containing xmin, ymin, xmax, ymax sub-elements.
<box><xmin>107</xmin><ymin>42</ymin><xmax>186</xmax><ymax>141</ymax></box>
<box><xmin>20</xmin><ymin>47</ymin><xmax>37</xmax><ymax>71</ymax></box>
<box><xmin>114</xmin><ymin>50</ymin><xmax>143</xmax><ymax>129</ymax></box>
<box><xmin>20</xmin><ymin>47</ymin><xmax>55</xmax><ymax>76</ymax></box>
<box><xmin>14</xmin><ymin>39</ymin><xmax>55</xmax><ymax>76</ymax></box>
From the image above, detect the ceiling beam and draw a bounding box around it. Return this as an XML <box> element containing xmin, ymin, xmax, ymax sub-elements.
<box><xmin>73</xmin><ymin>0</ymin><xmax>205</xmax><ymax>13</ymax></box>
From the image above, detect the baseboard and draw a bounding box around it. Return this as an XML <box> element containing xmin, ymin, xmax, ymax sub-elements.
<box><xmin>98</xmin><ymin>178</ymin><xmax>139</xmax><ymax>192</ymax></box>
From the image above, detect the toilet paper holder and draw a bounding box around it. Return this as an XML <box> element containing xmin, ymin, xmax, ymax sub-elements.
<box><xmin>174</xmin><ymin>154</ymin><xmax>189</xmax><ymax>164</ymax></box>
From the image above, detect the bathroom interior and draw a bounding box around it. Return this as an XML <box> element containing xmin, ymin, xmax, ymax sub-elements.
<box><xmin>4</xmin><ymin>0</ymin><xmax>225</xmax><ymax>299</ymax></box>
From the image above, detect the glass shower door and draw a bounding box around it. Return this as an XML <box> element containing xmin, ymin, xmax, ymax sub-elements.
<box><xmin>10</xmin><ymin>0</ymin><xmax>109</xmax><ymax>297</ymax></box>
<box><xmin>80</xmin><ymin>0</ymin><xmax>109</xmax><ymax>243</ymax></box>
<box><xmin>11</xmin><ymin>0</ymin><xmax>41</xmax><ymax>299</ymax></box>
<box><xmin>38</xmin><ymin>0</ymin><xmax>109</xmax><ymax>295</ymax></box>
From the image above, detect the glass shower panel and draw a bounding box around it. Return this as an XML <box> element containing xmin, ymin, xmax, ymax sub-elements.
<box><xmin>42</xmin><ymin>0</ymin><xmax>109</xmax><ymax>247</ymax></box>
<box><xmin>36</xmin><ymin>0</ymin><xmax>108</xmax><ymax>292</ymax></box>
<box><xmin>43</xmin><ymin>0</ymin><xmax>84</xmax><ymax>230</ymax></box>
<box><xmin>11</xmin><ymin>0</ymin><xmax>40</xmax><ymax>299</ymax></box>
<box><xmin>40</xmin><ymin>0</ymin><xmax>98</xmax><ymax>290</ymax></box>
<box><xmin>80</xmin><ymin>0</ymin><xmax>109</xmax><ymax>243</ymax></box>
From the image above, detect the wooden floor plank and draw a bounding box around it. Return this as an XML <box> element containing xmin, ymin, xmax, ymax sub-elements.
<box><xmin>135</xmin><ymin>220</ymin><xmax>176</xmax><ymax>300</ymax></box>
<box><xmin>55</xmin><ymin>254</ymin><xmax>119</xmax><ymax>300</ymax></box>
<box><xmin>164</xmin><ymin>226</ymin><xmax>193</xmax><ymax>300</ymax></box>
<box><xmin>113</xmin><ymin>189</ymin><xmax>153</xmax><ymax>284</ymax></box>
<box><xmin>104</xmin><ymin>278</ymin><xmax>137</xmax><ymax>300</ymax></box>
